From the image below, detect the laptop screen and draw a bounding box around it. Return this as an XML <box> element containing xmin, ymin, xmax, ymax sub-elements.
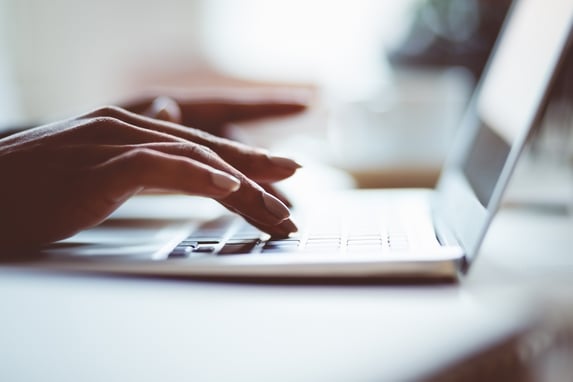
<box><xmin>462</xmin><ymin>119</ymin><xmax>510</xmax><ymax>207</ymax></box>
<box><xmin>437</xmin><ymin>0</ymin><xmax>573</xmax><ymax>265</ymax></box>
<box><xmin>461</xmin><ymin>0</ymin><xmax>573</xmax><ymax>208</ymax></box>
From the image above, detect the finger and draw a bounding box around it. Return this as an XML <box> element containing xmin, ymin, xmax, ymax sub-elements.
<box><xmin>85</xmin><ymin>106</ymin><xmax>302</xmax><ymax>182</ymax></box>
<box><xmin>74</xmin><ymin>110</ymin><xmax>185</xmax><ymax>145</ymax></box>
<box><xmin>78</xmin><ymin>142</ymin><xmax>294</xmax><ymax>228</ymax></box>
<box><xmin>121</xmin><ymin>90</ymin><xmax>309</xmax><ymax>124</ymax></box>
<box><xmin>66</xmin><ymin>142</ymin><xmax>295</xmax><ymax>183</ymax></box>
<box><xmin>143</xmin><ymin>96</ymin><xmax>183</xmax><ymax>124</ymax></box>
<box><xmin>239</xmin><ymin>214</ymin><xmax>298</xmax><ymax>238</ymax></box>
<box><xmin>178</xmin><ymin>96</ymin><xmax>308</xmax><ymax>127</ymax></box>
<box><xmin>196</xmin><ymin>141</ymin><xmax>301</xmax><ymax>183</ymax></box>
<box><xmin>261</xmin><ymin>183</ymin><xmax>292</xmax><ymax>208</ymax></box>
<box><xmin>89</xmin><ymin>148</ymin><xmax>241</xmax><ymax>206</ymax></box>
<box><xmin>157</xmin><ymin>142</ymin><xmax>294</xmax><ymax>227</ymax></box>
<box><xmin>176</xmin><ymin>93</ymin><xmax>310</xmax><ymax>137</ymax></box>
<box><xmin>218</xmin><ymin>198</ymin><xmax>297</xmax><ymax>237</ymax></box>
<box><xmin>217</xmin><ymin>98</ymin><xmax>308</xmax><ymax>122</ymax></box>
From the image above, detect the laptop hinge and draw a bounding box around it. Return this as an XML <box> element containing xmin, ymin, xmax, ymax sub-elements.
<box><xmin>432</xmin><ymin>210</ymin><xmax>463</xmax><ymax>250</ymax></box>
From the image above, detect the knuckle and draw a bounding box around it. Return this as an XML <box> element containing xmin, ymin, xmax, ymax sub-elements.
<box><xmin>77</xmin><ymin>116</ymin><xmax>123</xmax><ymax>137</ymax></box>
<box><xmin>92</xmin><ymin>116</ymin><xmax>121</xmax><ymax>127</ymax></box>
<box><xmin>171</xmin><ymin>142</ymin><xmax>191</xmax><ymax>154</ymax></box>
<box><xmin>127</xmin><ymin>147</ymin><xmax>155</xmax><ymax>162</ymax></box>
<box><xmin>190</xmin><ymin>145</ymin><xmax>220</xmax><ymax>160</ymax></box>
<box><xmin>118</xmin><ymin>148</ymin><xmax>158</xmax><ymax>175</ymax></box>
<box><xmin>77</xmin><ymin>112</ymin><xmax>140</xmax><ymax>139</ymax></box>
<box><xmin>88</xmin><ymin>105</ymin><xmax>127</xmax><ymax>119</ymax></box>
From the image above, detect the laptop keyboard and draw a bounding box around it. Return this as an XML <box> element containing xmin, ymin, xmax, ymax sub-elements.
<box><xmin>168</xmin><ymin>206</ymin><xmax>414</xmax><ymax>259</ymax></box>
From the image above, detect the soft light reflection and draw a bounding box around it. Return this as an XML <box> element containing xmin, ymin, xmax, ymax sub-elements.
<box><xmin>478</xmin><ymin>0</ymin><xmax>573</xmax><ymax>143</ymax></box>
<box><xmin>201</xmin><ymin>0</ymin><xmax>418</xmax><ymax>101</ymax></box>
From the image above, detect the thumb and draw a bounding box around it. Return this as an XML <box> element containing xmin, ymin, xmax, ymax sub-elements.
<box><xmin>144</xmin><ymin>96</ymin><xmax>183</xmax><ymax>124</ymax></box>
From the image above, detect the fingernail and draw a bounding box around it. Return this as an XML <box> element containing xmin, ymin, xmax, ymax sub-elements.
<box><xmin>211</xmin><ymin>171</ymin><xmax>241</xmax><ymax>192</ymax></box>
<box><xmin>155</xmin><ymin>107</ymin><xmax>171</xmax><ymax>121</ymax></box>
<box><xmin>262</xmin><ymin>193</ymin><xmax>291</xmax><ymax>220</ymax></box>
<box><xmin>270</xmin><ymin>220</ymin><xmax>298</xmax><ymax>239</ymax></box>
<box><xmin>151</xmin><ymin>96</ymin><xmax>182</xmax><ymax>123</ymax></box>
<box><xmin>279</xmin><ymin>218</ymin><xmax>298</xmax><ymax>233</ymax></box>
<box><xmin>268</xmin><ymin>155</ymin><xmax>302</xmax><ymax>170</ymax></box>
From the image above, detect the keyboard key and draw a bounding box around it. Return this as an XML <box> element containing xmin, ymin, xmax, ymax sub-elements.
<box><xmin>192</xmin><ymin>246</ymin><xmax>217</xmax><ymax>253</ymax></box>
<box><xmin>265</xmin><ymin>240</ymin><xmax>299</xmax><ymax>246</ymax></box>
<box><xmin>181</xmin><ymin>239</ymin><xmax>218</xmax><ymax>245</ymax></box>
<box><xmin>346</xmin><ymin>239</ymin><xmax>382</xmax><ymax>246</ymax></box>
<box><xmin>262</xmin><ymin>240</ymin><xmax>299</xmax><ymax>254</ymax></box>
<box><xmin>168</xmin><ymin>245</ymin><xmax>195</xmax><ymax>258</ymax></box>
<box><xmin>389</xmin><ymin>242</ymin><xmax>409</xmax><ymax>251</ymax></box>
<box><xmin>219</xmin><ymin>241</ymin><xmax>259</xmax><ymax>255</ymax></box>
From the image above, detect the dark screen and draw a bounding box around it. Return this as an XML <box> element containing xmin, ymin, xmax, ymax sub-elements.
<box><xmin>462</xmin><ymin>122</ymin><xmax>510</xmax><ymax>207</ymax></box>
<box><xmin>461</xmin><ymin>0</ymin><xmax>573</xmax><ymax>208</ymax></box>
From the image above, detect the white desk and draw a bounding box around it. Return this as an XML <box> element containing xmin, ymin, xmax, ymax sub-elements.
<box><xmin>1</xmin><ymin>203</ymin><xmax>573</xmax><ymax>382</ymax></box>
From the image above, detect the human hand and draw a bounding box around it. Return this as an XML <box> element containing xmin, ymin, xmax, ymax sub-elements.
<box><xmin>122</xmin><ymin>90</ymin><xmax>309</xmax><ymax>137</ymax></box>
<box><xmin>122</xmin><ymin>90</ymin><xmax>309</xmax><ymax>206</ymax></box>
<box><xmin>0</xmin><ymin>106</ymin><xmax>301</xmax><ymax>249</ymax></box>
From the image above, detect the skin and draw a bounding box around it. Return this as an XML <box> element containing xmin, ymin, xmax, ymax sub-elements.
<box><xmin>0</xmin><ymin>93</ymin><xmax>307</xmax><ymax>249</ymax></box>
<box><xmin>123</xmin><ymin>90</ymin><xmax>309</xmax><ymax>137</ymax></box>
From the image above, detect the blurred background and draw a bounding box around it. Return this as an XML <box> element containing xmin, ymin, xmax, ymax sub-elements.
<box><xmin>4</xmin><ymin>3</ymin><xmax>573</xmax><ymax>379</ymax></box>
<box><xmin>0</xmin><ymin>0</ymin><xmax>570</xmax><ymax>190</ymax></box>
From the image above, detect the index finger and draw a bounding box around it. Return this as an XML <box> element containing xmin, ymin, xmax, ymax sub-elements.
<box><xmin>179</xmin><ymin>95</ymin><xmax>308</xmax><ymax>126</ymax></box>
<box><xmin>121</xmin><ymin>91</ymin><xmax>309</xmax><ymax>132</ymax></box>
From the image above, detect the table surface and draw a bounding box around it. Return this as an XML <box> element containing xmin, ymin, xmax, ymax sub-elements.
<box><xmin>2</xmin><ymin>161</ymin><xmax>573</xmax><ymax>382</ymax></box>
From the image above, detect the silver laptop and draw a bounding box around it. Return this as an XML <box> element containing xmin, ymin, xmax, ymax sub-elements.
<box><xmin>24</xmin><ymin>0</ymin><xmax>573</xmax><ymax>280</ymax></box>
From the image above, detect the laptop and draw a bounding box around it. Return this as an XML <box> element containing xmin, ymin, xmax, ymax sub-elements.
<box><xmin>18</xmin><ymin>0</ymin><xmax>573</xmax><ymax>281</ymax></box>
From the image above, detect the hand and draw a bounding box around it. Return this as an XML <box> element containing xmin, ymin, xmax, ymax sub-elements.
<box><xmin>0</xmin><ymin>106</ymin><xmax>301</xmax><ymax>249</ymax></box>
<box><xmin>122</xmin><ymin>89</ymin><xmax>309</xmax><ymax>137</ymax></box>
<box><xmin>122</xmin><ymin>90</ymin><xmax>309</xmax><ymax>206</ymax></box>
